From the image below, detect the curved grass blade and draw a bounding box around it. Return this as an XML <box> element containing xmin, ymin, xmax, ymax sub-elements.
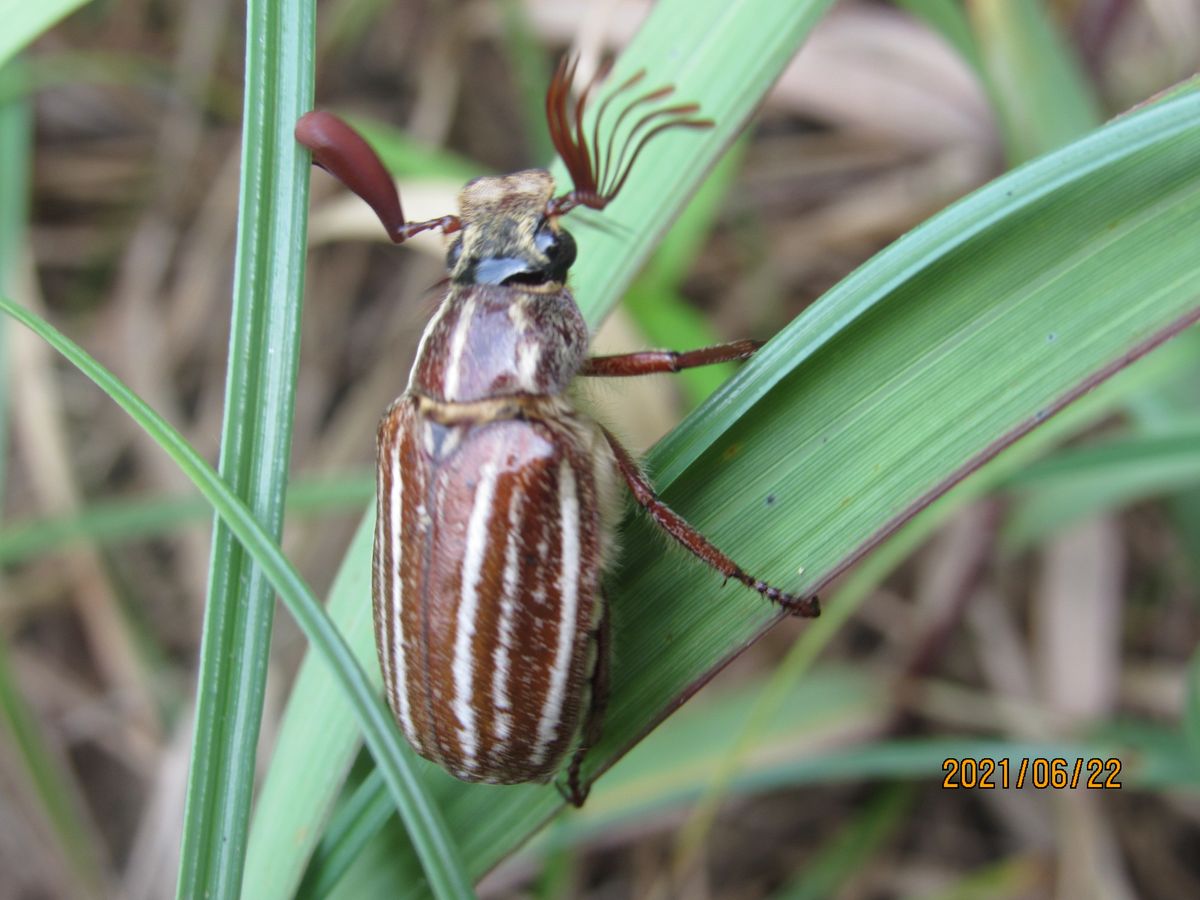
<box><xmin>0</xmin><ymin>295</ymin><xmax>475</xmax><ymax>900</ymax></box>
<box><xmin>671</xmin><ymin>321</ymin><xmax>1200</xmax><ymax>860</ymax></box>
<box><xmin>0</xmin><ymin>473</ymin><xmax>373</xmax><ymax>566</ymax></box>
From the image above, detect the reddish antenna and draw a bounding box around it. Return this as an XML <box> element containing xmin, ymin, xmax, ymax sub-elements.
<box><xmin>295</xmin><ymin>111</ymin><xmax>460</xmax><ymax>243</ymax></box>
<box><xmin>544</xmin><ymin>55</ymin><xmax>713</xmax><ymax>218</ymax></box>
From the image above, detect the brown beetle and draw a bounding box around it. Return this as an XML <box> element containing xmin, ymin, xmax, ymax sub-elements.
<box><xmin>297</xmin><ymin>56</ymin><xmax>819</xmax><ymax>805</ymax></box>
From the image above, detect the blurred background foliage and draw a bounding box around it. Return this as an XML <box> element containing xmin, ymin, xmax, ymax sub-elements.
<box><xmin>1</xmin><ymin>0</ymin><xmax>1199</xmax><ymax>897</ymax></box>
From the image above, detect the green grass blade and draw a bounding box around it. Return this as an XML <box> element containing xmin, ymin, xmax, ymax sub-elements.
<box><xmin>243</xmin><ymin>0</ymin><xmax>838</xmax><ymax>895</ymax></box>
<box><xmin>299</xmin><ymin>767</ymin><xmax>392</xmax><ymax>898</ymax></box>
<box><xmin>0</xmin><ymin>0</ymin><xmax>93</xmax><ymax>70</ymax></box>
<box><xmin>668</xmin><ymin>324</ymin><xmax>1197</xmax><ymax>859</ymax></box>
<box><xmin>622</xmin><ymin>142</ymin><xmax>749</xmax><ymax>406</ymax></box>
<box><xmin>0</xmin><ymin>62</ymin><xmax>24</xmax><ymax>494</ymax></box>
<box><xmin>0</xmin><ymin>472</ymin><xmax>373</xmax><ymax>566</ymax></box>
<box><xmin>0</xmin><ymin>295</ymin><xmax>474</xmax><ymax>899</ymax></box>
<box><xmin>1003</xmin><ymin>425</ymin><xmax>1200</xmax><ymax>549</ymax></box>
<box><xmin>244</xmin><ymin>513</ymin><xmax>380</xmax><ymax>897</ymax></box>
<box><xmin>892</xmin><ymin>0</ymin><xmax>983</xmax><ymax>73</ymax></box>
<box><xmin>1185</xmin><ymin>648</ymin><xmax>1200</xmax><ymax>769</ymax></box>
<box><xmin>176</xmin><ymin>0</ymin><xmax>316</xmax><ymax>895</ymax></box>
<box><xmin>0</xmin><ymin>640</ymin><xmax>104</xmax><ymax>895</ymax></box>
<box><xmin>772</xmin><ymin>784</ymin><xmax>916</xmax><ymax>900</ymax></box>
<box><xmin>0</xmin><ymin>62</ymin><xmax>104</xmax><ymax>899</ymax></box>
<box><xmin>967</xmin><ymin>0</ymin><xmax>1103</xmax><ymax>163</ymax></box>
<box><xmin>606</xmin><ymin>85</ymin><xmax>1199</xmax><ymax>782</ymax></box>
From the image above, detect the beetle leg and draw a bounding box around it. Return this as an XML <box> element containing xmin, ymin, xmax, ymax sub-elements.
<box><xmin>562</xmin><ymin>593</ymin><xmax>611</xmax><ymax>806</ymax></box>
<box><xmin>600</xmin><ymin>426</ymin><xmax>819</xmax><ymax>617</ymax></box>
<box><xmin>579</xmin><ymin>339</ymin><xmax>763</xmax><ymax>377</ymax></box>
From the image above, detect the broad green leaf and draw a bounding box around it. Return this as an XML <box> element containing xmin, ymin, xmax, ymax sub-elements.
<box><xmin>676</xmin><ymin>323</ymin><xmax>1200</xmax><ymax>856</ymax></box>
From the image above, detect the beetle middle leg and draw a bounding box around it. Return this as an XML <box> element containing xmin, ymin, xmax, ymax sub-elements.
<box><xmin>579</xmin><ymin>339</ymin><xmax>763</xmax><ymax>377</ymax></box>
<box><xmin>600</xmin><ymin>426</ymin><xmax>819</xmax><ymax>617</ymax></box>
<box><xmin>562</xmin><ymin>592</ymin><xmax>611</xmax><ymax>807</ymax></box>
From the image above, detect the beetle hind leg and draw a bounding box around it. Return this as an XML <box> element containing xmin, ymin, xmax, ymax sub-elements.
<box><xmin>600</xmin><ymin>426</ymin><xmax>820</xmax><ymax>617</ymax></box>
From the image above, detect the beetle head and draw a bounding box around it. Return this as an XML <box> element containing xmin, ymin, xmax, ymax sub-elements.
<box><xmin>446</xmin><ymin>170</ymin><xmax>576</xmax><ymax>286</ymax></box>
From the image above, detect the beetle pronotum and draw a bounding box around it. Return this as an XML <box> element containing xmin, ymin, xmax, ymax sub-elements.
<box><xmin>297</xmin><ymin>56</ymin><xmax>819</xmax><ymax>805</ymax></box>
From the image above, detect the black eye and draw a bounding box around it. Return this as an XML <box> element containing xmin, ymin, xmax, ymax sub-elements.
<box><xmin>534</xmin><ymin>224</ymin><xmax>576</xmax><ymax>280</ymax></box>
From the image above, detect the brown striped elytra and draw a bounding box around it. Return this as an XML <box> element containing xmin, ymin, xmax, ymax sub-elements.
<box><xmin>297</xmin><ymin>56</ymin><xmax>819</xmax><ymax>805</ymax></box>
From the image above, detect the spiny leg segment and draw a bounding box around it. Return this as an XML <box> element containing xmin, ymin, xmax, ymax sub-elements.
<box><xmin>600</xmin><ymin>426</ymin><xmax>819</xmax><ymax>617</ymax></box>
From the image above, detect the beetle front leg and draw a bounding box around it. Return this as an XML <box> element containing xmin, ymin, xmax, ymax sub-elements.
<box><xmin>580</xmin><ymin>339</ymin><xmax>763</xmax><ymax>377</ymax></box>
<box><xmin>601</xmin><ymin>426</ymin><xmax>819</xmax><ymax>617</ymax></box>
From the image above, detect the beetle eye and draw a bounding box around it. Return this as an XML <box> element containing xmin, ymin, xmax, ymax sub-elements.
<box><xmin>535</xmin><ymin>224</ymin><xmax>576</xmax><ymax>280</ymax></box>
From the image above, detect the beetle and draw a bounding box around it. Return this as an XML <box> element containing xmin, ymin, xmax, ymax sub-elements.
<box><xmin>296</xmin><ymin>56</ymin><xmax>819</xmax><ymax>805</ymax></box>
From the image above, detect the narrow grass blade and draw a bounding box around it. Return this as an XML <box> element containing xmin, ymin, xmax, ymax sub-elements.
<box><xmin>772</xmin><ymin>784</ymin><xmax>916</xmax><ymax>900</ymax></box>
<box><xmin>176</xmin><ymin>0</ymin><xmax>315</xmax><ymax>895</ymax></box>
<box><xmin>0</xmin><ymin>62</ymin><xmax>24</xmax><ymax>490</ymax></box>
<box><xmin>622</xmin><ymin>142</ymin><xmax>749</xmax><ymax>406</ymax></box>
<box><xmin>0</xmin><ymin>295</ymin><xmax>475</xmax><ymax>900</ymax></box>
<box><xmin>0</xmin><ymin>64</ymin><xmax>105</xmax><ymax>898</ymax></box>
<box><xmin>1003</xmin><ymin>426</ymin><xmax>1200</xmax><ymax>549</ymax></box>
<box><xmin>967</xmin><ymin>0</ymin><xmax>1103</xmax><ymax>163</ymax></box>
<box><xmin>892</xmin><ymin>0</ymin><xmax>983</xmax><ymax>73</ymax></box>
<box><xmin>0</xmin><ymin>640</ymin><xmax>105</xmax><ymax>895</ymax></box>
<box><xmin>0</xmin><ymin>0</ymin><xmax>93</xmax><ymax>70</ymax></box>
<box><xmin>0</xmin><ymin>472</ymin><xmax>373</xmax><ymax>566</ymax></box>
<box><xmin>1185</xmin><ymin>649</ymin><xmax>1200</xmax><ymax>769</ymax></box>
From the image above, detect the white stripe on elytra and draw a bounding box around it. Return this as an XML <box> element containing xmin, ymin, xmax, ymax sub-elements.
<box><xmin>491</xmin><ymin>489</ymin><xmax>524</xmax><ymax>749</ymax></box>
<box><xmin>388</xmin><ymin>433</ymin><xmax>415</xmax><ymax>741</ymax></box>
<box><xmin>442</xmin><ymin>297</ymin><xmax>476</xmax><ymax>400</ymax></box>
<box><xmin>407</xmin><ymin>296</ymin><xmax>453</xmax><ymax>386</ymax></box>
<box><xmin>452</xmin><ymin>460</ymin><xmax>499</xmax><ymax>770</ymax></box>
<box><xmin>532</xmin><ymin>461</ymin><xmax>580</xmax><ymax>766</ymax></box>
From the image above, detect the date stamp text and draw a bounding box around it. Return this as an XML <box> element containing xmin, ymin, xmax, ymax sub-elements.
<box><xmin>941</xmin><ymin>757</ymin><xmax>1122</xmax><ymax>790</ymax></box>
